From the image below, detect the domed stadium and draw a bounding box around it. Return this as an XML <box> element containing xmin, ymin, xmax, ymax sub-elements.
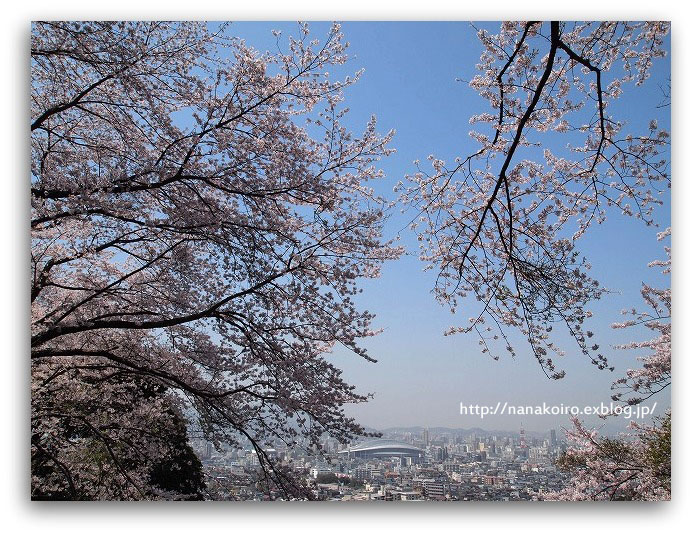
<box><xmin>338</xmin><ymin>439</ymin><xmax>425</xmax><ymax>462</ymax></box>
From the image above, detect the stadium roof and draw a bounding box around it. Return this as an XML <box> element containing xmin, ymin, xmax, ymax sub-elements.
<box><xmin>338</xmin><ymin>438</ymin><xmax>424</xmax><ymax>454</ymax></box>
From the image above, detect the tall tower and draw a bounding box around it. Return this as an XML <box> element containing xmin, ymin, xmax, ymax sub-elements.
<box><xmin>519</xmin><ymin>424</ymin><xmax>527</xmax><ymax>449</ymax></box>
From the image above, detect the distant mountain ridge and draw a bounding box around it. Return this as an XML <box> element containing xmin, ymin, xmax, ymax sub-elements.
<box><xmin>365</xmin><ymin>425</ymin><xmax>548</xmax><ymax>439</ymax></box>
<box><xmin>363</xmin><ymin>422</ymin><xmax>630</xmax><ymax>439</ymax></box>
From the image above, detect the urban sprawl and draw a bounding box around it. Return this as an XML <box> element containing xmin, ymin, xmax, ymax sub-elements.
<box><xmin>194</xmin><ymin>426</ymin><xmax>568</xmax><ymax>500</ymax></box>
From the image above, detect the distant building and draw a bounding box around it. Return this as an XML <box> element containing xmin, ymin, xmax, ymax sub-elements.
<box><xmin>418</xmin><ymin>479</ymin><xmax>447</xmax><ymax>499</ymax></box>
<box><xmin>310</xmin><ymin>465</ymin><xmax>333</xmax><ymax>479</ymax></box>
<box><xmin>338</xmin><ymin>439</ymin><xmax>425</xmax><ymax>464</ymax></box>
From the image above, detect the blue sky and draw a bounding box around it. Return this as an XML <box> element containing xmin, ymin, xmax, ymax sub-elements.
<box><xmin>227</xmin><ymin>21</ymin><xmax>671</xmax><ymax>433</ymax></box>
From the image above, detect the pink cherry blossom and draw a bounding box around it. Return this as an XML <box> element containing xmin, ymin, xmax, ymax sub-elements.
<box><xmin>31</xmin><ymin>21</ymin><xmax>400</xmax><ymax>499</ymax></box>
<box><xmin>397</xmin><ymin>21</ymin><xmax>670</xmax><ymax>379</ymax></box>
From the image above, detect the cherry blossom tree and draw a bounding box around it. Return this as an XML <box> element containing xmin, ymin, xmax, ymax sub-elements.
<box><xmin>548</xmin><ymin>411</ymin><xmax>670</xmax><ymax>501</ymax></box>
<box><xmin>397</xmin><ymin>21</ymin><xmax>670</xmax><ymax>378</ymax></box>
<box><xmin>31</xmin><ymin>21</ymin><xmax>399</xmax><ymax>499</ymax></box>
<box><xmin>611</xmin><ymin>228</ymin><xmax>671</xmax><ymax>406</ymax></box>
<box><xmin>549</xmin><ymin>230</ymin><xmax>670</xmax><ymax>500</ymax></box>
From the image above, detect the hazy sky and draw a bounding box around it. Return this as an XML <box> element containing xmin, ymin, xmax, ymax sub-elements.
<box><xmin>228</xmin><ymin>21</ymin><xmax>671</xmax><ymax>433</ymax></box>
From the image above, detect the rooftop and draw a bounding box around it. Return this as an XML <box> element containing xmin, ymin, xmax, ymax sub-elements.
<box><xmin>338</xmin><ymin>439</ymin><xmax>424</xmax><ymax>454</ymax></box>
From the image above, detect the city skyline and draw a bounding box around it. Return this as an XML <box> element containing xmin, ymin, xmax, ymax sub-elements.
<box><xmin>196</xmin><ymin>423</ymin><xmax>571</xmax><ymax>500</ymax></box>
